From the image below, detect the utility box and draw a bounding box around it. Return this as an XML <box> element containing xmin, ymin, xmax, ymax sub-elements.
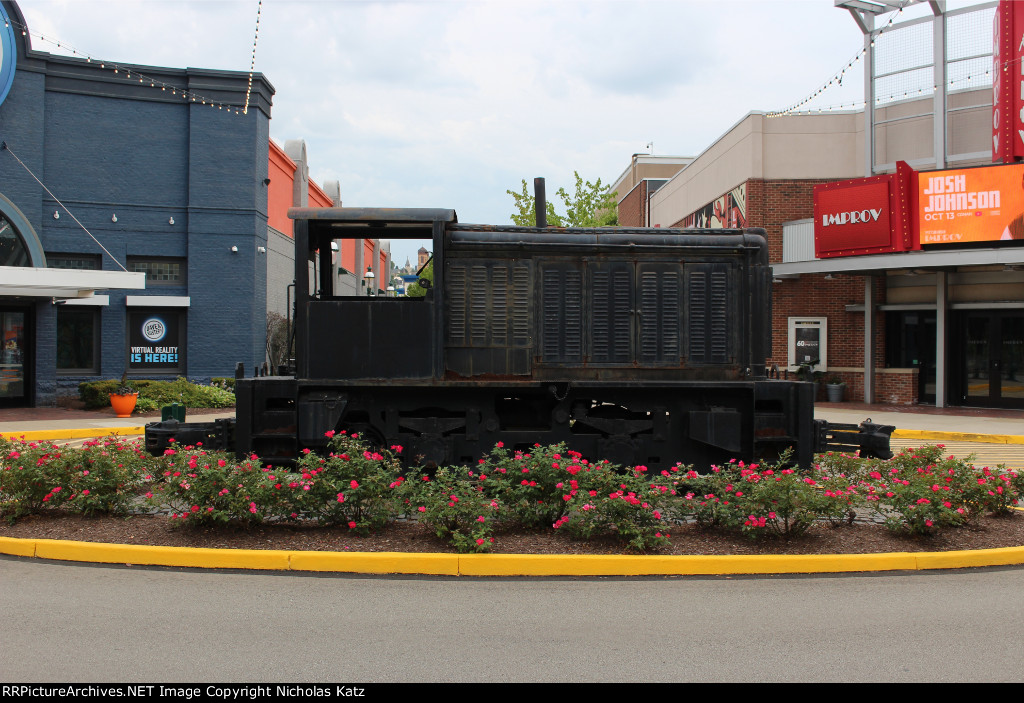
<box><xmin>161</xmin><ymin>403</ymin><xmax>186</xmax><ymax>422</ymax></box>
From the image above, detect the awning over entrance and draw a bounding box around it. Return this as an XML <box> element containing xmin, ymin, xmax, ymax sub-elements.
<box><xmin>0</xmin><ymin>265</ymin><xmax>145</xmax><ymax>298</ymax></box>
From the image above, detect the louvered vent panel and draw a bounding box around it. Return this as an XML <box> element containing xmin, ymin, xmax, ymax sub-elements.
<box><xmin>640</xmin><ymin>271</ymin><xmax>659</xmax><ymax>359</ymax></box>
<box><xmin>490</xmin><ymin>266</ymin><xmax>508</xmax><ymax>345</ymax></box>
<box><xmin>612</xmin><ymin>270</ymin><xmax>632</xmax><ymax>360</ymax></box>
<box><xmin>688</xmin><ymin>271</ymin><xmax>707</xmax><ymax>361</ymax></box>
<box><xmin>447</xmin><ymin>263</ymin><xmax>467</xmax><ymax>344</ymax></box>
<box><xmin>710</xmin><ymin>271</ymin><xmax>728</xmax><ymax>362</ymax></box>
<box><xmin>592</xmin><ymin>271</ymin><xmax>610</xmax><ymax>361</ymax></box>
<box><xmin>542</xmin><ymin>268</ymin><xmax>562</xmax><ymax>360</ymax></box>
<box><xmin>639</xmin><ymin>269</ymin><xmax>681</xmax><ymax>364</ymax></box>
<box><xmin>469</xmin><ymin>266</ymin><xmax>489</xmax><ymax>344</ymax></box>
<box><xmin>563</xmin><ymin>270</ymin><xmax>583</xmax><ymax>360</ymax></box>
<box><xmin>661</xmin><ymin>272</ymin><xmax>680</xmax><ymax>358</ymax></box>
<box><xmin>511</xmin><ymin>265</ymin><xmax>530</xmax><ymax>347</ymax></box>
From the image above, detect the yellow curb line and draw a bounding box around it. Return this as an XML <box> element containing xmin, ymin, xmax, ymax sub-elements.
<box><xmin>891</xmin><ymin>429</ymin><xmax>1024</xmax><ymax>445</ymax></box>
<box><xmin>2</xmin><ymin>536</ymin><xmax>1023</xmax><ymax>576</ymax></box>
<box><xmin>0</xmin><ymin>427</ymin><xmax>146</xmax><ymax>442</ymax></box>
<box><xmin>5</xmin><ymin>427</ymin><xmax>1024</xmax><ymax>446</ymax></box>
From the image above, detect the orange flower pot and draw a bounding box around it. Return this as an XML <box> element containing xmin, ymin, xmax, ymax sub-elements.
<box><xmin>109</xmin><ymin>393</ymin><xmax>138</xmax><ymax>418</ymax></box>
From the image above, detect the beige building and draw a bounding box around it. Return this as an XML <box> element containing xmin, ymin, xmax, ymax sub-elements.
<box><xmin>615</xmin><ymin>81</ymin><xmax>1024</xmax><ymax>408</ymax></box>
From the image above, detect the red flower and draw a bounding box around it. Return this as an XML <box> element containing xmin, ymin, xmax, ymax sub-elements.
<box><xmin>325</xmin><ymin>430</ymin><xmax>336</xmax><ymax>438</ymax></box>
<box><xmin>348</xmin><ymin>521</ymin><xmax>357</xmax><ymax>529</ymax></box>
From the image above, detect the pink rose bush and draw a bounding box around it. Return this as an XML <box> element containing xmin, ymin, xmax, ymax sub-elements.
<box><xmin>0</xmin><ymin>435</ymin><xmax>148</xmax><ymax>519</ymax></box>
<box><xmin>3</xmin><ymin>431</ymin><xmax>1023</xmax><ymax>549</ymax></box>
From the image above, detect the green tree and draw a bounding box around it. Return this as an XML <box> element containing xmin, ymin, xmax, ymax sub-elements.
<box><xmin>507</xmin><ymin>179</ymin><xmax>564</xmax><ymax>227</ymax></box>
<box><xmin>507</xmin><ymin>172</ymin><xmax>618</xmax><ymax>227</ymax></box>
<box><xmin>404</xmin><ymin>260</ymin><xmax>433</xmax><ymax>298</ymax></box>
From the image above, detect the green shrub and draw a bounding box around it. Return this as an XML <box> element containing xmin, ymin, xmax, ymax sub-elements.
<box><xmin>211</xmin><ymin>377</ymin><xmax>235</xmax><ymax>391</ymax></box>
<box><xmin>0</xmin><ymin>436</ymin><xmax>150</xmax><ymax>520</ymax></box>
<box><xmin>148</xmin><ymin>448</ymin><xmax>271</xmax><ymax>525</ymax></box>
<box><xmin>403</xmin><ymin>465</ymin><xmax>498</xmax><ymax>553</ymax></box>
<box><xmin>79</xmin><ymin>377</ymin><xmax>235</xmax><ymax>410</ymax></box>
<box><xmin>289</xmin><ymin>431</ymin><xmax>404</xmax><ymax>532</ymax></box>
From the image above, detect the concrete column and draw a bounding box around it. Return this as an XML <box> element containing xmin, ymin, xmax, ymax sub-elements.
<box><xmin>864</xmin><ymin>275</ymin><xmax>875</xmax><ymax>403</ymax></box>
<box><xmin>936</xmin><ymin>271</ymin><xmax>948</xmax><ymax>407</ymax></box>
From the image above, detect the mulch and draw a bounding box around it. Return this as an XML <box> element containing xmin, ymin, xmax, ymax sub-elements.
<box><xmin>3</xmin><ymin>509</ymin><xmax>1023</xmax><ymax>556</ymax></box>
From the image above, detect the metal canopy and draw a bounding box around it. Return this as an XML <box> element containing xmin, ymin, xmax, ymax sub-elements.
<box><xmin>0</xmin><ymin>266</ymin><xmax>145</xmax><ymax>298</ymax></box>
<box><xmin>771</xmin><ymin>246</ymin><xmax>1024</xmax><ymax>277</ymax></box>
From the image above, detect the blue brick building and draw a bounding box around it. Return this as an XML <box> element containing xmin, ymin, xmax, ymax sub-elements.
<box><xmin>0</xmin><ymin>1</ymin><xmax>275</xmax><ymax>407</ymax></box>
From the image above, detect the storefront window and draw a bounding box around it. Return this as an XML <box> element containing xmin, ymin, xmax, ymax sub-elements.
<box><xmin>57</xmin><ymin>307</ymin><xmax>100</xmax><ymax>374</ymax></box>
<box><xmin>0</xmin><ymin>310</ymin><xmax>26</xmax><ymax>402</ymax></box>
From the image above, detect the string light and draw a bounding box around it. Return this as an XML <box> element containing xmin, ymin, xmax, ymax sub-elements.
<box><xmin>243</xmin><ymin>0</ymin><xmax>263</xmax><ymax>116</ymax></box>
<box><xmin>768</xmin><ymin>5</ymin><xmax>904</xmax><ymax>118</ymax></box>
<box><xmin>3</xmin><ymin>15</ymin><xmax>253</xmax><ymax>116</ymax></box>
<box><xmin>766</xmin><ymin>4</ymin><xmax>1014</xmax><ymax>118</ymax></box>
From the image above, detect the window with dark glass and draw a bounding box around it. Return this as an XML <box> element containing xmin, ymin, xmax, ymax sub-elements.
<box><xmin>127</xmin><ymin>258</ymin><xmax>186</xmax><ymax>286</ymax></box>
<box><xmin>48</xmin><ymin>254</ymin><xmax>101</xmax><ymax>270</ymax></box>
<box><xmin>57</xmin><ymin>307</ymin><xmax>100</xmax><ymax>374</ymax></box>
<box><xmin>0</xmin><ymin>214</ymin><xmax>30</xmax><ymax>267</ymax></box>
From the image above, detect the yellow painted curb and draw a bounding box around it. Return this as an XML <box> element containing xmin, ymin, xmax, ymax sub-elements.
<box><xmin>454</xmin><ymin>552</ymin><xmax>921</xmax><ymax>576</ymax></box>
<box><xmin>32</xmin><ymin>539</ymin><xmax>290</xmax><ymax>571</ymax></box>
<box><xmin>2</xmin><ymin>535</ymin><xmax>1024</xmax><ymax>576</ymax></box>
<box><xmin>0</xmin><ymin>427</ymin><xmax>146</xmax><ymax>442</ymax></box>
<box><xmin>289</xmin><ymin>550</ymin><xmax>460</xmax><ymax>575</ymax></box>
<box><xmin>892</xmin><ymin>429</ymin><xmax>1024</xmax><ymax>445</ymax></box>
<box><xmin>0</xmin><ymin>535</ymin><xmax>36</xmax><ymax>557</ymax></box>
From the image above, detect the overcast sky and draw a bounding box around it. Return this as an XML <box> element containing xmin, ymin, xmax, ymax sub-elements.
<box><xmin>19</xmin><ymin>0</ymin><xmax>981</xmax><ymax>266</ymax></box>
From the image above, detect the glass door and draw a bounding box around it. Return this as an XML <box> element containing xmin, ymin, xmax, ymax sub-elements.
<box><xmin>960</xmin><ymin>311</ymin><xmax>1024</xmax><ymax>408</ymax></box>
<box><xmin>1000</xmin><ymin>315</ymin><xmax>1024</xmax><ymax>403</ymax></box>
<box><xmin>0</xmin><ymin>309</ymin><xmax>28</xmax><ymax>406</ymax></box>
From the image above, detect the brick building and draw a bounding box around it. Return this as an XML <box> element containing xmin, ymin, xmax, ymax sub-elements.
<box><xmin>614</xmin><ymin>104</ymin><xmax>1024</xmax><ymax>409</ymax></box>
<box><xmin>0</xmin><ymin>1</ymin><xmax>389</xmax><ymax>407</ymax></box>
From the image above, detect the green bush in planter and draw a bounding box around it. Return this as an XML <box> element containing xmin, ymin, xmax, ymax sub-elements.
<box><xmin>79</xmin><ymin>377</ymin><xmax>234</xmax><ymax>410</ymax></box>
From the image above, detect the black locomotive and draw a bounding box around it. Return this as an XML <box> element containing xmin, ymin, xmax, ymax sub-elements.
<box><xmin>147</xmin><ymin>207</ymin><xmax>892</xmax><ymax>469</ymax></box>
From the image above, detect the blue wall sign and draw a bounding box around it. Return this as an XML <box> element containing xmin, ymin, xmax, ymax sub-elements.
<box><xmin>0</xmin><ymin>4</ymin><xmax>16</xmax><ymax>108</ymax></box>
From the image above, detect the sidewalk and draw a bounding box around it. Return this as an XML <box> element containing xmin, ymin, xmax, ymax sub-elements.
<box><xmin>1</xmin><ymin>402</ymin><xmax>1021</xmax><ymax>443</ymax></box>
<box><xmin>814</xmin><ymin>402</ymin><xmax>1024</xmax><ymax>444</ymax></box>
<box><xmin>0</xmin><ymin>406</ymin><xmax>235</xmax><ymax>441</ymax></box>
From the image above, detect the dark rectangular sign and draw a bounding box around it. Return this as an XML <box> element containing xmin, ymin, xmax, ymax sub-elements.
<box><xmin>128</xmin><ymin>311</ymin><xmax>183</xmax><ymax>372</ymax></box>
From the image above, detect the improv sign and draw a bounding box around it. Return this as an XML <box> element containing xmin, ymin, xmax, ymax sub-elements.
<box><xmin>813</xmin><ymin>162</ymin><xmax>915</xmax><ymax>257</ymax></box>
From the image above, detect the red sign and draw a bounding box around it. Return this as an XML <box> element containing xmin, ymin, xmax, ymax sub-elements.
<box><xmin>993</xmin><ymin>0</ymin><xmax>1024</xmax><ymax>163</ymax></box>
<box><xmin>813</xmin><ymin>162</ymin><xmax>915</xmax><ymax>257</ymax></box>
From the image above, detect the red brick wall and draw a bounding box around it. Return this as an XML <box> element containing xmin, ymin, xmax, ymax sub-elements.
<box><xmin>824</xmin><ymin>369</ymin><xmax>918</xmax><ymax>405</ymax></box>
<box><xmin>769</xmin><ymin>274</ymin><xmax>886</xmax><ymax>372</ymax></box>
<box><xmin>617</xmin><ymin>181</ymin><xmax>647</xmax><ymax>227</ymax></box>
<box><xmin>673</xmin><ymin>177</ymin><xmax>912</xmax><ymax>403</ymax></box>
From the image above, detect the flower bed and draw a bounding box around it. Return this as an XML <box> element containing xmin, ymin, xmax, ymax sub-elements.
<box><xmin>2</xmin><ymin>433</ymin><xmax>1022</xmax><ymax>554</ymax></box>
